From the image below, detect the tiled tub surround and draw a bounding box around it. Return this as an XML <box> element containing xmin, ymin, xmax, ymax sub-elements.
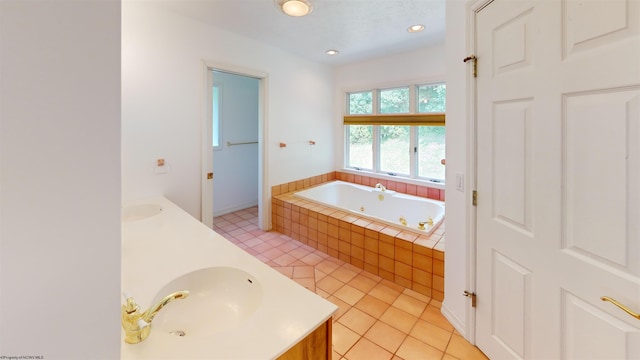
<box><xmin>272</xmin><ymin>172</ymin><xmax>445</xmax><ymax>301</ymax></box>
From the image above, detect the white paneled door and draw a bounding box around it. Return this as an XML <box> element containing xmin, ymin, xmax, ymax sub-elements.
<box><xmin>475</xmin><ymin>0</ymin><xmax>640</xmax><ymax>359</ymax></box>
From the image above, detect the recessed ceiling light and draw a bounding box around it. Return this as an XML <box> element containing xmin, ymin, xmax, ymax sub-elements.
<box><xmin>408</xmin><ymin>24</ymin><xmax>425</xmax><ymax>33</ymax></box>
<box><xmin>279</xmin><ymin>0</ymin><xmax>313</xmax><ymax>17</ymax></box>
<box><xmin>325</xmin><ymin>50</ymin><xmax>339</xmax><ymax>56</ymax></box>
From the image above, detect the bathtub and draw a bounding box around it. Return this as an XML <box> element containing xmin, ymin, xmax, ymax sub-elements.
<box><xmin>294</xmin><ymin>180</ymin><xmax>444</xmax><ymax>235</ymax></box>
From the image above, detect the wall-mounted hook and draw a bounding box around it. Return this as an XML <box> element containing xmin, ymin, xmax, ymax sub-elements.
<box><xmin>309</xmin><ymin>140</ymin><xmax>316</xmax><ymax>145</ymax></box>
<box><xmin>279</xmin><ymin>142</ymin><xmax>287</xmax><ymax>148</ymax></box>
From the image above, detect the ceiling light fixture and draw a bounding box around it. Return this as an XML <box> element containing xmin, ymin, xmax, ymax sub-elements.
<box><xmin>279</xmin><ymin>0</ymin><xmax>313</xmax><ymax>17</ymax></box>
<box><xmin>408</xmin><ymin>24</ymin><xmax>425</xmax><ymax>33</ymax></box>
<box><xmin>325</xmin><ymin>50</ymin><xmax>339</xmax><ymax>56</ymax></box>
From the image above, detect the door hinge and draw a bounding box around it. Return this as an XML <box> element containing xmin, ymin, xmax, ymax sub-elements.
<box><xmin>464</xmin><ymin>291</ymin><xmax>477</xmax><ymax>307</ymax></box>
<box><xmin>463</xmin><ymin>55</ymin><xmax>478</xmax><ymax>77</ymax></box>
<box><xmin>207</xmin><ymin>172</ymin><xmax>213</xmax><ymax>180</ymax></box>
<box><xmin>472</xmin><ymin>190</ymin><xmax>478</xmax><ymax>206</ymax></box>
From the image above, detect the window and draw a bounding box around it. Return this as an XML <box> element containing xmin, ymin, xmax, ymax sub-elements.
<box><xmin>344</xmin><ymin>82</ymin><xmax>446</xmax><ymax>182</ymax></box>
<box><xmin>379</xmin><ymin>87</ymin><xmax>409</xmax><ymax>114</ymax></box>
<box><xmin>212</xmin><ymin>84</ymin><xmax>221</xmax><ymax>148</ymax></box>
<box><xmin>347</xmin><ymin>125</ymin><xmax>373</xmax><ymax>170</ymax></box>
<box><xmin>380</xmin><ymin>125</ymin><xmax>410</xmax><ymax>175</ymax></box>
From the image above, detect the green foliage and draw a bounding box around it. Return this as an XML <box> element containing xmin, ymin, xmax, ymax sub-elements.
<box><xmin>349</xmin><ymin>125</ymin><xmax>372</xmax><ymax>145</ymax></box>
<box><xmin>380</xmin><ymin>88</ymin><xmax>409</xmax><ymax>114</ymax></box>
<box><xmin>418</xmin><ymin>84</ymin><xmax>446</xmax><ymax>112</ymax></box>
<box><xmin>380</xmin><ymin>125</ymin><xmax>408</xmax><ymax>141</ymax></box>
<box><xmin>348</xmin><ymin>91</ymin><xmax>372</xmax><ymax>114</ymax></box>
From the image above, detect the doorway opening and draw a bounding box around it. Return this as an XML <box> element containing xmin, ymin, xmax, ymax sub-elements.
<box><xmin>201</xmin><ymin>62</ymin><xmax>269</xmax><ymax>231</ymax></box>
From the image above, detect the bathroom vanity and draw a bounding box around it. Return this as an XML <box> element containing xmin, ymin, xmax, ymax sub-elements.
<box><xmin>121</xmin><ymin>197</ymin><xmax>337</xmax><ymax>359</ymax></box>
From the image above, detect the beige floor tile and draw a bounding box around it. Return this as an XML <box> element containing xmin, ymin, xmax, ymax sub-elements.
<box><xmin>409</xmin><ymin>319</ymin><xmax>452</xmax><ymax>352</ymax></box>
<box><xmin>272</xmin><ymin>253</ymin><xmax>297</xmax><ymax>266</ymax></box>
<box><xmin>363</xmin><ymin>321</ymin><xmax>407</xmax><ymax>354</ymax></box>
<box><xmin>300</xmin><ymin>251</ymin><xmax>325</xmax><ymax>265</ymax></box>
<box><xmin>341</xmin><ymin>262</ymin><xmax>363</xmax><ymax>273</ymax></box>
<box><xmin>359</xmin><ymin>270</ymin><xmax>383</xmax><ymax>282</ymax></box>
<box><xmin>332</xmin><ymin>266</ymin><xmax>360</xmax><ymax>283</ymax></box>
<box><xmin>315</xmin><ymin>268</ymin><xmax>328</xmax><ymax>281</ymax></box>
<box><xmin>392</xmin><ymin>294</ymin><xmax>428</xmax><ymax>317</ymax></box>
<box><xmin>289</xmin><ymin>246</ymin><xmax>312</xmax><ymax>259</ymax></box>
<box><xmin>334</xmin><ymin>284</ymin><xmax>366</xmax><ymax>306</ymax></box>
<box><xmin>292</xmin><ymin>265</ymin><xmax>315</xmax><ymax>278</ymax></box>
<box><xmin>348</xmin><ymin>274</ymin><xmax>379</xmax><ymax>293</ymax></box>
<box><xmin>345</xmin><ymin>338</ymin><xmax>393</xmax><ymax>360</ymax></box>
<box><xmin>317</xmin><ymin>275</ymin><xmax>345</xmax><ymax>294</ymax></box>
<box><xmin>396</xmin><ymin>336</ymin><xmax>444</xmax><ymax>360</ymax></box>
<box><xmin>333</xmin><ymin>322</ymin><xmax>361</xmax><ymax>356</ymax></box>
<box><xmin>402</xmin><ymin>288</ymin><xmax>431</xmax><ymax>303</ymax></box>
<box><xmin>252</xmin><ymin>241</ymin><xmax>274</xmax><ymax>253</ymax></box>
<box><xmin>316</xmin><ymin>258</ymin><xmax>343</xmax><ymax>274</ymax></box>
<box><xmin>243</xmin><ymin>237</ymin><xmax>264</xmax><ymax>247</ymax></box>
<box><xmin>442</xmin><ymin>354</ymin><xmax>459</xmax><ymax>360</ymax></box>
<box><xmin>420</xmin><ymin>305</ymin><xmax>454</xmax><ymax>332</ymax></box>
<box><xmin>277</xmin><ymin>241</ymin><xmax>300</xmax><ymax>252</ymax></box>
<box><xmin>316</xmin><ymin>288</ymin><xmax>330</xmax><ymax>299</ymax></box>
<box><xmin>261</xmin><ymin>247</ymin><xmax>285</xmax><ymax>260</ymax></box>
<box><xmin>338</xmin><ymin>307</ymin><xmax>376</xmax><ymax>335</ymax></box>
<box><xmin>369</xmin><ymin>283</ymin><xmax>403</xmax><ymax>304</ymax></box>
<box><xmin>380</xmin><ymin>279</ymin><xmax>406</xmax><ymax>292</ymax></box>
<box><xmin>293</xmin><ymin>277</ymin><xmax>315</xmax><ymax>291</ymax></box>
<box><xmin>354</xmin><ymin>295</ymin><xmax>390</xmax><ymax>318</ymax></box>
<box><xmin>272</xmin><ymin>266</ymin><xmax>294</xmax><ymax>278</ymax></box>
<box><xmin>380</xmin><ymin>306</ymin><xmax>418</xmax><ymax>333</ymax></box>
<box><xmin>328</xmin><ymin>295</ymin><xmax>352</xmax><ymax>321</ymax></box>
<box><xmin>445</xmin><ymin>334</ymin><xmax>489</xmax><ymax>360</ymax></box>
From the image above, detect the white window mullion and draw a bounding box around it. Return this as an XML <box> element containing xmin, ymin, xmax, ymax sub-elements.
<box><xmin>409</xmin><ymin>126</ymin><xmax>417</xmax><ymax>178</ymax></box>
<box><xmin>372</xmin><ymin>90</ymin><xmax>380</xmax><ymax>173</ymax></box>
<box><xmin>409</xmin><ymin>85</ymin><xmax>417</xmax><ymax>113</ymax></box>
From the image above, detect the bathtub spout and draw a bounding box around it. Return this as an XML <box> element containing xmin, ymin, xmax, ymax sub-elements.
<box><xmin>418</xmin><ymin>217</ymin><xmax>434</xmax><ymax>230</ymax></box>
<box><xmin>374</xmin><ymin>183</ymin><xmax>386</xmax><ymax>192</ymax></box>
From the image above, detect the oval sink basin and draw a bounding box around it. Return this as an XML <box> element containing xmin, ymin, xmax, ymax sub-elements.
<box><xmin>150</xmin><ymin>267</ymin><xmax>263</xmax><ymax>337</ymax></box>
<box><xmin>122</xmin><ymin>203</ymin><xmax>162</xmax><ymax>222</ymax></box>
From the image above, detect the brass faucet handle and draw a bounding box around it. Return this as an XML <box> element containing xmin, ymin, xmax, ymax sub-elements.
<box><xmin>122</xmin><ymin>292</ymin><xmax>140</xmax><ymax>314</ymax></box>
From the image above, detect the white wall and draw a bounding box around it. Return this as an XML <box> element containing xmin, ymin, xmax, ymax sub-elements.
<box><xmin>442</xmin><ymin>0</ymin><xmax>473</xmax><ymax>339</ymax></box>
<box><xmin>122</xmin><ymin>3</ymin><xmax>335</xmax><ymax>219</ymax></box>
<box><xmin>332</xmin><ymin>45</ymin><xmax>446</xmax><ymax>168</ymax></box>
<box><xmin>0</xmin><ymin>1</ymin><xmax>121</xmax><ymax>358</ymax></box>
<box><xmin>213</xmin><ymin>71</ymin><xmax>259</xmax><ymax>216</ymax></box>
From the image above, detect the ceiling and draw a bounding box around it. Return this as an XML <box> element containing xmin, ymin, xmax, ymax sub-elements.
<box><xmin>151</xmin><ymin>0</ymin><xmax>446</xmax><ymax>66</ymax></box>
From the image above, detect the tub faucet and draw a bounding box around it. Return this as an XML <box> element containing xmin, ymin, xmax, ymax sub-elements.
<box><xmin>121</xmin><ymin>290</ymin><xmax>189</xmax><ymax>344</ymax></box>
<box><xmin>375</xmin><ymin>183</ymin><xmax>386</xmax><ymax>191</ymax></box>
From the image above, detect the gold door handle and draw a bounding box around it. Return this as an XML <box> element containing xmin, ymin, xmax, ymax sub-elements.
<box><xmin>601</xmin><ymin>296</ymin><xmax>640</xmax><ymax>320</ymax></box>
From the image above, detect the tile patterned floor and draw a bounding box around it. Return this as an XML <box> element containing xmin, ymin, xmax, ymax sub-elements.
<box><xmin>213</xmin><ymin>207</ymin><xmax>489</xmax><ymax>360</ymax></box>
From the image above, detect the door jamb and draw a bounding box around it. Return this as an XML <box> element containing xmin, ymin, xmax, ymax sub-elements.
<box><xmin>465</xmin><ymin>0</ymin><xmax>494</xmax><ymax>345</ymax></box>
<box><xmin>200</xmin><ymin>60</ymin><xmax>270</xmax><ymax>230</ymax></box>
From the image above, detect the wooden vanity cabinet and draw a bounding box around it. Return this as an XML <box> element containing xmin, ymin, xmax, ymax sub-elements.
<box><xmin>277</xmin><ymin>318</ymin><xmax>332</xmax><ymax>360</ymax></box>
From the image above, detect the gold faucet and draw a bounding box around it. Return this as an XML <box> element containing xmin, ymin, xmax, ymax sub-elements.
<box><xmin>121</xmin><ymin>290</ymin><xmax>189</xmax><ymax>344</ymax></box>
<box><xmin>399</xmin><ymin>216</ymin><xmax>407</xmax><ymax>226</ymax></box>
<box><xmin>418</xmin><ymin>217</ymin><xmax>434</xmax><ymax>230</ymax></box>
<box><xmin>374</xmin><ymin>183</ymin><xmax>386</xmax><ymax>192</ymax></box>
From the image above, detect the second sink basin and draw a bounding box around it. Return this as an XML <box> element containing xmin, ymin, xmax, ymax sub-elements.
<box><xmin>122</xmin><ymin>203</ymin><xmax>162</xmax><ymax>222</ymax></box>
<box><xmin>150</xmin><ymin>267</ymin><xmax>263</xmax><ymax>337</ymax></box>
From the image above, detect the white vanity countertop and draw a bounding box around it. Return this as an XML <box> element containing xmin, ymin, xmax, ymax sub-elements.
<box><xmin>121</xmin><ymin>196</ymin><xmax>337</xmax><ymax>360</ymax></box>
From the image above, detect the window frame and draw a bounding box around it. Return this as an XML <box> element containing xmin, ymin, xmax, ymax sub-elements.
<box><xmin>344</xmin><ymin>81</ymin><xmax>446</xmax><ymax>183</ymax></box>
<box><xmin>212</xmin><ymin>83</ymin><xmax>223</xmax><ymax>150</ymax></box>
